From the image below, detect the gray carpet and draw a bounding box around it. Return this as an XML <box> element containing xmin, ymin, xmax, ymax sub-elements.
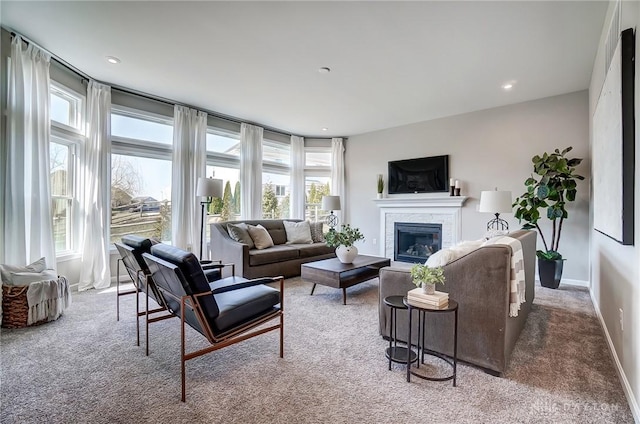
<box><xmin>0</xmin><ymin>278</ymin><xmax>633</xmax><ymax>423</ymax></box>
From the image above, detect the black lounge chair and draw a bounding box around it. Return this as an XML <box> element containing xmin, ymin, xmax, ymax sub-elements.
<box><xmin>114</xmin><ymin>235</ymin><xmax>227</xmax><ymax>355</ymax></box>
<box><xmin>142</xmin><ymin>243</ymin><xmax>284</xmax><ymax>402</ymax></box>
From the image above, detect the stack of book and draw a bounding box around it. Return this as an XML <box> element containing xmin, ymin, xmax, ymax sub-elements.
<box><xmin>407</xmin><ymin>288</ymin><xmax>449</xmax><ymax>309</ymax></box>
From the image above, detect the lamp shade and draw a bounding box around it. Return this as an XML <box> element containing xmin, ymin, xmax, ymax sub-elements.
<box><xmin>321</xmin><ymin>195</ymin><xmax>341</xmax><ymax>211</ymax></box>
<box><xmin>479</xmin><ymin>190</ymin><xmax>513</xmax><ymax>214</ymax></box>
<box><xmin>196</xmin><ymin>177</ymin><xmax>223</xmax><ymax>198</ymax></box>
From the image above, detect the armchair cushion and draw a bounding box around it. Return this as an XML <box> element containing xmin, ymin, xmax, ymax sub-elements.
<box><xmin>213</xmin><ymin>284</ymin><xmax>280</xmax><ymax>333</ymax></box>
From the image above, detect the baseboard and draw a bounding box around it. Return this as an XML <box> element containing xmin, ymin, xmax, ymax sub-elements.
<box><xmin>534</xmin><ymin>278</ymin><xmax>590</xmax><ymax>288</ymax></box>
<box><xmin>589</xmin><ymin>289</ymin><xmax>640</xmax><ymax>422</ymax></box>
<box><xmin>561</xmin><ymin>278</ymin><xmax>590</xmax><ymax>288</ymax></box>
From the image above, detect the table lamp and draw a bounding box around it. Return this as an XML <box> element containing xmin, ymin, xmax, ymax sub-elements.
<box><xmin>196</xmin><ymin>176</ymin><xmax>223</xmax><ymax>259</ymax></box>
<box><xmin>321</xmin><ymin>195</ymin><xmax>341</xmax><ymax>231</ymax></box>
<box><xmin>478</xmin><ymin>189</ymin><xmax>512</xmax><ymax>231</ymax></box>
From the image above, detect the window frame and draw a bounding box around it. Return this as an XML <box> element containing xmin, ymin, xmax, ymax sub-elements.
<box><xmin>49</xmin><ymin>82</ymin><xmax>85</xmax><ymax>259</ymax></box>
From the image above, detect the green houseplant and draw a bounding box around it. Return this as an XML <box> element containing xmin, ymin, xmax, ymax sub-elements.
<box><xmin>377</xmin><ymin>174</ymin><xmax>384</xmax><ymax>198</ymax></box>
<box><xmin>324</xmin><ymin>224</ymin><xmax>364</xmax><ymax>264</ymax></box>
<box><xmin>513</xmin><ymin>146</ymin><xmax>584</xmax><ymax>288</ymax></box>
<box><xmin>410</xmin><ymin>264</ymin><xmax>445</xmax><ymax>295</ymax></box>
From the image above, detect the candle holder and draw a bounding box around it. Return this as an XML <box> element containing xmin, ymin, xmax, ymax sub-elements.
<box><xmin>455</xmin><ymin>188</ymin><xmax>461</xmax><ymax>196</ymax></box>
<box><xmin>449</xmin><ymin>186</ymin><xmax>455</xmax><ymax>196</ymax></box>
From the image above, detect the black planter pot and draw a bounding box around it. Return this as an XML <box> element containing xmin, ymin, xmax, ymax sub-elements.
<box><xmin>538</xmin><ymin>258</ymin><xmax>564</xmax><ymax>289</ymax></box>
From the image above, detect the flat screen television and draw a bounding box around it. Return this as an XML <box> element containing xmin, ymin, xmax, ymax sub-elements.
<box><xmin>388</xmin><ymin>155</ymin><xmax>449</xmax><ymax>194</ymax></box>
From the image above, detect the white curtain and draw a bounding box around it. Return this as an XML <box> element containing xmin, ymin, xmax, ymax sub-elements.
<box><xmin>240</xmin><ymin>123</ymin><xmax>263</xmax><ymax>219</ymax></box>
<box><xmin>290</xmin><ymin>135</ymin><xmax>305</xmax><ymax>219</ymax></box>
<box><xmin>171</xmin><ymin>105</ymin><xmax>207</xmax><ymax>253</ymax></box>
<box><xmin>2</xmin><ymin>36</ymin><xmax>56</xmax><ymax>270</ymax></box>
<box><xmin>331</xmin><ymin>137</ymin><xmax>346</xmax><ymax>225</ymax></box>
<box><xmin>78</xmin><ymin>81</ymin><xmax>112</xmax><ymax>291</ymax></box>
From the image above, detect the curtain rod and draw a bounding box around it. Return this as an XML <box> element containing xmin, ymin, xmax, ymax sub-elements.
<box><xmin>6</xmin><ymin>28</ymin><xmax>332</xmax><ymax>140</ymax></box>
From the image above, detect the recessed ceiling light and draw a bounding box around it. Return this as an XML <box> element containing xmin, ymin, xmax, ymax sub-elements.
<box><xmin>502</xmin><ymin>83</ymin><xmax>514</xmax><ymax>90</ymax></box>
<box><xmin>322</xmin><ymin>127</ymin><xmax>328</xmax><ymax>131</ymax></box>
<box><xmin>318</xmin><ymin>67</ymin><xmax>331</xmax><ymax>74</ymax></box>
<box><xmin>106</xmin><ymin>56</ymin><xmax>121</xmax><ymax>64</ymax></box>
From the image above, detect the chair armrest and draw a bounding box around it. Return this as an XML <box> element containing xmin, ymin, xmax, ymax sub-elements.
<box><xmin>211</xmin><ymin>277</ymin><xmax>282</xmax><ymax>294</ymax></box>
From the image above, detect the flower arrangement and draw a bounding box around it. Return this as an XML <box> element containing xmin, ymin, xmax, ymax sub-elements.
<box><xmin>410</xmin><ymin>264</ymin><xmax>445</xmax><ymax>288</ymax></box>
<box><xmin>324</xmin><ymin>224</ymin><xmax>364</xmax><ymax>248</ymax></box>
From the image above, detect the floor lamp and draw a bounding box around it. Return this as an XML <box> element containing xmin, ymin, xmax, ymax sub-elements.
<box><xmin>196</xmin><ymin>177</ymin><xmax>223</xmax><ymax>260</ymax></box>
<box><xmin>478</xmin><ymin>189</ymin><xmax>513</xmax><ymax>231</ymax></box>
<box><xmin>321</xmin><ymin>195</ymin><xmax>341</xmax><ymax>231</ymax></box>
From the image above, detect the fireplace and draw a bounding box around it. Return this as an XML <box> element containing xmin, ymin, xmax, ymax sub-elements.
<box><xmin>394</xmin><ymin>222</ymin><xmax>442</xmax><ymax>264</ymax></box>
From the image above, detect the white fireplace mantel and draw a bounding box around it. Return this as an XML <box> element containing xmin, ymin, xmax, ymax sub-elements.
<box><xmin>374</xmin><ymin>196</ymin><xmax>469</xmax><ymax>259</ymax></box>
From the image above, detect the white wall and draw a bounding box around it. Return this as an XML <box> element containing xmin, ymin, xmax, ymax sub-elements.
<box><xmin>346</xmin><ymin>91</ymin><xmax>590</xmax><ymax>282</ymax></box>
<box><xmin>589</xmin><ymin>1</ymin><xmax>640</xmax><ymax>420</ymax></box>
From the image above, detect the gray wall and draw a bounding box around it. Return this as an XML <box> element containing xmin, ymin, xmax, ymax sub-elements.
<box><xmin>589</xmin><ymin>1</ymin><xmax>640</xmax><ymax>418</ymax></box>
<box><xmin>345</xmin><ymin>90</ymin><xmax>590</xmax><ymax>282</ymax></box>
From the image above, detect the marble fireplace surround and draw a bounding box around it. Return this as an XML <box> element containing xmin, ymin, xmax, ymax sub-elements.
<box><xmin>373</xmin><ymin>196</ymin><xmax>469</xmax><ymax>260</ymax></box>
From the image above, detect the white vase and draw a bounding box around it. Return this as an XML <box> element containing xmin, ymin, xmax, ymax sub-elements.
<box><xmin>376</xmin><ymin>193</ymin><xmax>383</xmax><ymax>199</ymax></box>
<box><xmin>336</xmin><ymin>245</ymin><xmax>358</xmax><ymax>264</ymax></box>
<box><xmin>422</xmin><ymin>282</ymin><xmax>436</xmax><ymax>295</ymax></box>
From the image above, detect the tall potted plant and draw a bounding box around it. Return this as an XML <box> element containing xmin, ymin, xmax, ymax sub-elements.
<box><xmin>513</xmin><ymin>147</ymin><xmax>584</xmax><ymax>289</ymax></box>
<box><xmin>324</xmin><ymin>224</ymin><xmax>365</xmax><ymax>264</ymax></box>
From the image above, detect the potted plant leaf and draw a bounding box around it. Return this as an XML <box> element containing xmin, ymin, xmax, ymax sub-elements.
<box><xmin>324</xmin><ymin>224</ymin><xmax>365</xmax><ymax>264</ymax></box>
<box><xmin>410</xmin><ymin>264</ymin><xmax>445</xmax><ymax>294</ymax></box>
<box><xmin>513</xmin><ymin>147</ymin><xmax>584</xmax><ymax>289</ymax></box>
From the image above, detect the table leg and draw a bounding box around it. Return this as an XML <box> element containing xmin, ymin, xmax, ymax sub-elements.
<box><xmin>342</xmin><ymin>288</ymin><xmax>347</xmax><ymax>305</ymax></box>
<box><xmin>406</xmin><ymin>306</ymin><xmax>412</xmax><ymax>382</ymax></box>
<box><xmin>310</xmin><ymin>283</ymin><xmax>316</xmax><ymax>296</ymax></box>
<box><xmin>454</xmin><ymin>307</ymin><xmax>458</xmax><ymax>387</ymax></box>
<box><xmin>388</xmin><ymin>306</ymin><xmax>394</xmax><ymax>370</ymax></box>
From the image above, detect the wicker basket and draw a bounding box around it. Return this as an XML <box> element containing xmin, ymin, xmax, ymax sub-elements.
<box><xmin>1</xmin><ymin>284</ymin><xmax>47</xmax><ymax>328</ymax></box>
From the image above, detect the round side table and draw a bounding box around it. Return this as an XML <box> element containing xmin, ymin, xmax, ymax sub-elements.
<box><xmin>403</xmin><ymin>297</ymin><xmax>458</xmax><ymax>387</ymax></box>
<box><xmin>383</xmin><ymin>295</ymin><xmax>417</xmax><ymax>370</ymax></box>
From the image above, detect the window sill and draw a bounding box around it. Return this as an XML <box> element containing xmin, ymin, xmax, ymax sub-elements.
<box><xmin>56</xmin><ymin>252</ymin><xmax>82</xmax><ymax>263</ymax></box>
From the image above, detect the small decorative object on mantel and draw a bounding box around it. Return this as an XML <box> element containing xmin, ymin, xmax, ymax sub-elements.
<box><xmin>449</xmin><ymin>178</ymin><xmax>455</xmax><ymax>196</ymax></box>
<box><xmin>377</xmin><ymin>174</ymin><xmax>384</xmax><ymax>199</ymax></box>
<box><xmin>454</xmin><ymin>180</ymin><xmax>461</xmax><ymax>196</ymax></box>
<box><xmin>324</xmin><ymin>224</ymin><xmax>365</xmax><ymax>264</ymax></box>
<box><xmin>410</xmin><ymin>264</ymin><xmax>445</xmax><ymax>295</ymax></box>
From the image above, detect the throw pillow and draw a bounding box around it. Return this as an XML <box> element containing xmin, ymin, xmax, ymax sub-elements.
<box><xmin>247</xmin><ymin>224</ymin><xmax>275</xmax><ymax>250</ymax></box>
<box><xmin>227</xmin><ymin>223</ymin><xmax>255</xmax><ymax>249</ymax></box>
<box><xmin>0</xmin><ymin>257</ymin><xmax>47</xmax><ymax>284</ymax></box>
<box><xmin>484</xmin><ymin>229</ymin><xmax>509</xmax><ymax>240</ymax></box>
<box><xmin>425</xmin><ymin>249</ymin><xmax>457</xmax><ymax>267</ymax></box>
<box><xmin>10</xmin><ymin>270</ymin><xmax>58</xmax><ymax>286</ymax></box>
<box><xmin>309</xmin><ymin>222</ymin><xmax>325</xmax><ymax>243</ymax></box>
<box><xmin>283</xmin><ymin>221</ymin><xmax>313</xmax><ymax>244</ymax></box>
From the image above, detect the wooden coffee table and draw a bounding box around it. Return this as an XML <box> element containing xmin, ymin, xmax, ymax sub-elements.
<box><xmin>301</xmin><ymin>255</ymin><xmax>391</xmax><ymax>305</ymax></box>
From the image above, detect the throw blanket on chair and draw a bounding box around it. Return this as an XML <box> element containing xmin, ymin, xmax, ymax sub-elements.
<box><xmin>26</xmin><ymin>276</ymin><xmax>72</xmax><ymax>325</ymax></box>
<box><xmin>482</xmin><ymin>236</ymin><xmax>526</xmax><ymax>317</ymax></box>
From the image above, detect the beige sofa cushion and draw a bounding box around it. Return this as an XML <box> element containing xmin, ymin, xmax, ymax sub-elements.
<box><xmin>247</xmin><ymin>224</ymin><xmax>275</xmax><ymax>250</ymax></box>
<box><xmin>283</xmin><ymin>220</ymin><xmax>313</xmax><ymax>244</ymax></box>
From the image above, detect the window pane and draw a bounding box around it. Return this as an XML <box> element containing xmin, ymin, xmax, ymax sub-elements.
<box><xmin>50</xmin><ymin>143</ymin><xmax>69</xmax><ymax>196</ymax></box>
<box><xmin>112</xmin><ymin>113</ymin><xmax>173</xmax><ymax>145</ymax></box>
<box><xmin>263</xmin><ymin>172</ymin><xmax>290</xmax><ymax>219</ymax></box>
<box><xmin>305</xmin><ymin>151</ymin><xmax>331</xmax><ymax>167</ymax></box>
<box><xmin>50</xmin><ymin>93</ymin><xmax>72</xmax><ymax>126</ymax></box>
<box><xmin>52</xmin><ymin>198</ymin><xmax>70</xmax><ymax>252</ymax></box>
<box><xmin>206</xmin><ymin>132</ymin><xmax>240</xmax><ymax>156</ymax></box>
<box><xmin>264</xmin><ymin>142</ymin><xmax>290</xmax><ymax>166</ymax></box>
<box><xmin>205</xmin><ymin>165</ymin><xmax>240</xmax><ymax>223</ymax></box>
<box><xmin>305</xmin><ymin>176</ymin><xmax>331</xmax><ymax>222</ymax></box>
<box><xmin>110</xmin><ymin>155</ymin><xmax>172</xmax><ymax>243</ymax></box>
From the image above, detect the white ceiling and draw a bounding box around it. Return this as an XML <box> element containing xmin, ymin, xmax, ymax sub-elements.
<box><xmin>1</xmin><ymin>1</ymin><xmax>608</xmax><ymax>137</ymax></box>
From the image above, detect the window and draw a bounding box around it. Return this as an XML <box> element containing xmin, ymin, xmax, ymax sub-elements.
<box><xmin>49</xmin><ymin>82</ymin><xmax>84</xmax><ymax>256</ymax></box>
<box><xmin>50</xmin><ymin>83</ymin><xmax>83</xmax><ymax>131</ymax></box>
<box><xmin>262</xmin><ymin>172</ymin><xmax>290</xmax><ymax>219</ymax></box>
<box><xmin>111</xmin><ymin>107</ymin><xmax>173</xmax><ymax>244</ymax></box>
<box><xmin>275</xmin><ymin>185</ymin><xmax>286</xmax><ymax>197</ymax></box>
<box><xmin>206</xmin><ymin>130</ymin><xmax>240</xmax><ymax>157</ymax></box>
<box><xmin>304</xmin><ymin>145</ymin><xmax>332</xmax><ymax>222</ymax></box>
